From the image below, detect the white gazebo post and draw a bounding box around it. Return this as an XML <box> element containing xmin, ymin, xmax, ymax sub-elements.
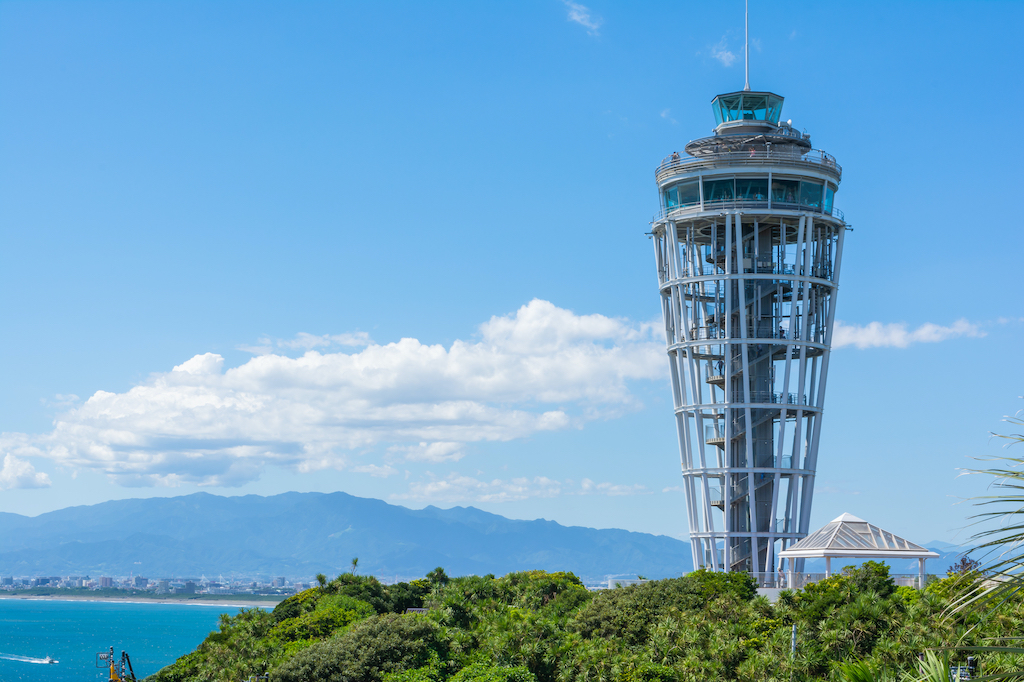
<box><xmin>918</xmin><ymin>557</ymin><xmax>926</xmax><ymax>590</ymax></box>
<box><xmin>825</xmin><ymin>556</ymin><xmax>832</xmax><ymax>578</ymax></box>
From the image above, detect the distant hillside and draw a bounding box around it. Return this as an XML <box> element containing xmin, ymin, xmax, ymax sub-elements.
<box><xmin>0</xmin><ymin>492</ymin><xmax>694</xmax><ymax>582</ymax></box>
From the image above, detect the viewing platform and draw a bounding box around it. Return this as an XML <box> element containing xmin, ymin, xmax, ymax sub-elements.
<box><xmin>655</xmin><ymin>147</ymin><xmax>842</xmax><ymax>185</ymax></box>
<box><xmin>653</xmin><ymin>199</ymin><xmax>845</xmax><ymax>224</ymax></box>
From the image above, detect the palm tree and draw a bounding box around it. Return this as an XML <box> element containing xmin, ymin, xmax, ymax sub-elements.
<box><xmin>351</xmin><ymin>557</ymin><xmax>359</xmax><ymax>574</ymax></box>
<box><xmin>958</xmin><ymin>412</ymin><xmax>1024</xmax><ymax>608</ymax></box>
<box><xmin>949</xmin><ymin>411</ymin><xmax>1024</xmax><ymax>678</ymax></box>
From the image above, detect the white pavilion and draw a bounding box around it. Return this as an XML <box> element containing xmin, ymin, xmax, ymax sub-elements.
<box><xmin>777</xmin><ymin>513</ymin><xmax>939</xmax><ymax>589</ymax></box>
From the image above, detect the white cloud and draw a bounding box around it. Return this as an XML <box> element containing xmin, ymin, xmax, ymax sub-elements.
<box><xmin>240</xmin><ymin>332</ymin><xmax>372</xmax><ymax>355</ymax></box>
<box><xmin>710</xmin><ymin>37</ymin><xmax>737</xmax><ymax>67</ymax></box>
<box><xmin>660</xmin><ymin>109</ymin><xmax>676</xmax><ymax>124</ymax></box>
<box><xmin>396</xmin><ymin>474</ymin><xmax>563</xmax><ymax>503</ymax></box>
<box><xmin>173</xmin><ymin>353</ymin><xmax>224</xmax><ymax>375</ymax></box>
<box><xmin>4</xmin><ymin>300</ymin><xmax>662</xmax><ymax>488</ymax></box>
<box><xmin>833</xmin><ymin>318</ymin><xmax>985</xmax><ymax>349</ymax></box>
<box><xmin>562</xmin><ymin>0</ymin><xmax>602</xmax><ymax>35</ymax></box>
<box><xmin>41</xmin><ymin>394</ymin><xmax>80</xmax><ymax>409</ymax></box>
<box><xmin>578</xmin><ymin>478</ymin><xmax>648</xmax><ymax>496</ymax></box>
<box><xmin>278</xmin><ymin>332</ymin><xmax>372</xmax><ymax>351</ymax></box>
<box><xmin>351</xmin><ymin>464</ymin><xmax>399</xmax><ymax>478</ymax></box>
<box><xmin>0</xmin><ymin>454</ymin><xmax>51</xmax><ymax>490</ymax></box>
<box><xmin>394</xmin><ymin>474</ymin><xmax>646</xmax><ymax>503</ymax></box>
<box><xmin>392</xmin><ymin>442</ymin><xmax>466</xmax><ymax>463</ymax></box>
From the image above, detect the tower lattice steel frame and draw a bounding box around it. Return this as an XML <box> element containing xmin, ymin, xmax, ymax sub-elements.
<box><xmin>651</xmin><ymin>90</ymin><xmax>848</xmax><ymax>576</ymax></box>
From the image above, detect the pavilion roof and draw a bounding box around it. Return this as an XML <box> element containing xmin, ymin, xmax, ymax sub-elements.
<box><xmin>778</xmin><ymin>513</ymin><xmax>939</xmax><ymax>560</ymax></box>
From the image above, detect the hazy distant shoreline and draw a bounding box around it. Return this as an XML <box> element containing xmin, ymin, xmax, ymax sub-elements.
<box><xmin>0</xmin><ymin>594</ymin><xmax>283</xmax><ymax>608</ymax></box>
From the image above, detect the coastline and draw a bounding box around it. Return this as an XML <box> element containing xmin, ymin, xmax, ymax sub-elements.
<box><xmin>0</xmin><ymin>594</ymin><xmax>283</xmax><ymax>608</ymax></box>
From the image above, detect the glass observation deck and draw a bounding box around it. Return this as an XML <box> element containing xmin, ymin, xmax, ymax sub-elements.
<box><xmin>712</xmin><ymin>91</ymin><xmax>784</xmax><ymax>126</ymax></box>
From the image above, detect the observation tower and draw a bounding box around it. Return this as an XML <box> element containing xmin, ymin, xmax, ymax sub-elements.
<box><xmin>650</xmin><ymin>89</ymin><xmax>847</xmax><ymax>576</ymax></box>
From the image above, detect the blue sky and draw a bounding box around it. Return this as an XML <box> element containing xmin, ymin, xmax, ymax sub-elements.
<box><xmin>1</xmin><ymin>0</ymin><xmax>1022</xmax><ymax>547</ymax></box>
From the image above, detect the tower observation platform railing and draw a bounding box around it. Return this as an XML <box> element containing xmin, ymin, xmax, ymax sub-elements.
<box><xmin>655</xmin><ymin>148</ymin><xmax>842</xmax><ymax>182</ymax></box>
<box><xmin>653</xmin><ymin>202</ymin><xmax>845</xmax><ymax>224</ymax></box>
<box><xmin>661</xmin><ymin>262</ymin><xmax>835</xmax><ymax>280</ymax></box>
<box><xmin>682</xmin><ymin>325</ymin><xmax>824</xmax><ymax>344</ymax></box>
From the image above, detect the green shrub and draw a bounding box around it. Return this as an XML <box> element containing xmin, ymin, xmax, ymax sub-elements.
<box><xmin>273</xmin><ymin>594</ymin><xmax>375</xmax><ymax>641</ymax></box>
<box><xmin>273</xmin><ymin>613</ymin><xmax>448</xmax><ymax>682</ymax></box>
<box><xmin>571</xmin><ymin>571</ymin><xmax>756</xmax><ymax>646</ymax></box>
<box><xmin>450</xmin><ymin>663</ymin><xmax>536</xmax><ymax>682</ymax></box>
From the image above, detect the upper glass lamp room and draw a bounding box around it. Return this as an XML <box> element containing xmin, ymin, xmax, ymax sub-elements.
<box><xmin>712</xmin><ymin>91</ymin><xmax>783</xmax><ymax>130</ymax></box>
<box><xmin>683</xmin><ymin>89</ymin><xmax>811</xmax><ymax>154</ymax></box>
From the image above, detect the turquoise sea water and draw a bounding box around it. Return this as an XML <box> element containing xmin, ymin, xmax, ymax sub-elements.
<box><xmin>0</xmin><ymin>600</ymin><xmax>252</xmax><ymax>682</ymax></box>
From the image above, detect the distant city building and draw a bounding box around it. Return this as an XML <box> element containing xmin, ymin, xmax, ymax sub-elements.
<box><xmin>99</xmin><ymin>577</ymin><xmax>113</xmax><ymax>588</ymax></box>
<box><xmin>272</xmin><ymin>577</ymin><xmax>286</xmax><ymax>587</ymax></box>
<box><xmin>1</xmin><ymin>577</ymin><xmax>12</xmax><ymax>586</ymax></box>
<box><xmin>133</xmin><ymin>576</ymin><xmax>148</xmax><ymax>588</ymax></box>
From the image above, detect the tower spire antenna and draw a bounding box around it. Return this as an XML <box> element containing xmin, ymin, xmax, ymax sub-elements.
<box><xmin>744</xmin><ymin>0</ymin><xmax>750</xmax><ymax>91</ymax></box>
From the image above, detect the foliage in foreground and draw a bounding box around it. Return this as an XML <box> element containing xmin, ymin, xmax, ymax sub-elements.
<box><xmin>146</xmin><ymin>560</ymin><xmax>1024</xmax><ymax>682</ymax></box>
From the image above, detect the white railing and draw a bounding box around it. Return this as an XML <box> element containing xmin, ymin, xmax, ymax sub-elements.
<box><xmin>670</xmin><ymin>261</ymin><xmax>834</xmax><ymax>281</ymax></box>
<box><xmin>657</xmin><ymin>148</ymin><xmax>842</xmax><ymax>178</ymax></box>
<box><xmin>654</xmin><ymin>201</ymin><xmax>845</xmax><ymax>223</ymax></box>
<box><xmin>756</xmin><ymin>572</ymin><xmax>926</xmax><ymax>589</ymax></box>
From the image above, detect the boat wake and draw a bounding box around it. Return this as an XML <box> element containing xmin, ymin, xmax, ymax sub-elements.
<box><xmin>0</xmin><ymin>653</ymin><xmax>58</xmax><ymax>664</ymax></box>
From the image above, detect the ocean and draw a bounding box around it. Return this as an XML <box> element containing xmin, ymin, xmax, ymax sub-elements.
<box><xmin>0</xmin><ymin>599</ymin><xmax>254</xmax><ymax>682</ymax></box>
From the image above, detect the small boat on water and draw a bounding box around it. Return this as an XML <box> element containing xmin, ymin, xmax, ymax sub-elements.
<box><xmin>0</xmin><ymin>653</ymin><xmax>58</xmax><ymax>665</ymax></box>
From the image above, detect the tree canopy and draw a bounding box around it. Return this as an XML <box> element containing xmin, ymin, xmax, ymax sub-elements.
<box><xmin>146</xmin><ymin>561</ymin><xmax>1024</xmax><ymax>682</ymax></box>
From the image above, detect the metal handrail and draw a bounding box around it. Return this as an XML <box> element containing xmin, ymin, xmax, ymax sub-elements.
<box><xmin>653</xmin><ymin>201</ymin><xmax>845</xmax><ymax>223</ymax></box>
<box><xmin>746</xmin><ymin>391</ymin><xmax>808</xmax><ymax>405</ymax></box>
<box><xmin>657</xmin><ymin>148</ymin><xmax>842</xmax><ymax>178</ymax></box>
<box><xmin>685</xmin><ymin>326</ymin><xmax>830</xmax><ymax>346</ymax></box>
<box><xmin>721</xmin><ymin>389</ymin><xmax>811</xmax><ymax>405</ymax></box>
<box><xmin>689</xmin><ymin>327</ymin><xmax>725</xmax><ymax>340</ymax></box>
<box><xmin>670</xmin><ymin>263</ymin><xmax>833</xmax><ymax>280</ymax></box>
<box><xmin>763</xmin><ymin>573</ymin><xmax>926</xmax><ymax>590</ymax></box>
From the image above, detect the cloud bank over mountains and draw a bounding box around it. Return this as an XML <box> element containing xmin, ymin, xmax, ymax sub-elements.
<box><xmin>0</xmin><ymin>454</ymin><xmax>51</xmax><ymax>490</ymax></box>
<box><xmin>0</xmin><ymin>298</ymin><xmax>988</xmax><ymax>496</ymax></box>
<box><xmin>2</xmin><ymin>300</ymin><xmax>663</xmax><ymax>488</ymax></box>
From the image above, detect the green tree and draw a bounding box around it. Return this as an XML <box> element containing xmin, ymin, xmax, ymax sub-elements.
<box><xmin>274</xmin><ymin>613</ymin><xmax>448</xmax><ymax>682</ymax></box>
<box><xmin>427</xmin><ymin>567</ymin><xmax>450</xmax><ymax>586</ymax></box>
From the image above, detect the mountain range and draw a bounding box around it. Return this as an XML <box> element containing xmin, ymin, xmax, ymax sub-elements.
<box><xmin>0</xmin><ymin>491</ymin><xmax>696</xmax><ymax>582</ymax></box>
<box><xmin>0</xmin><ymin>492</ymin><xmax>966</xmax><ymax>583</ymax></box>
